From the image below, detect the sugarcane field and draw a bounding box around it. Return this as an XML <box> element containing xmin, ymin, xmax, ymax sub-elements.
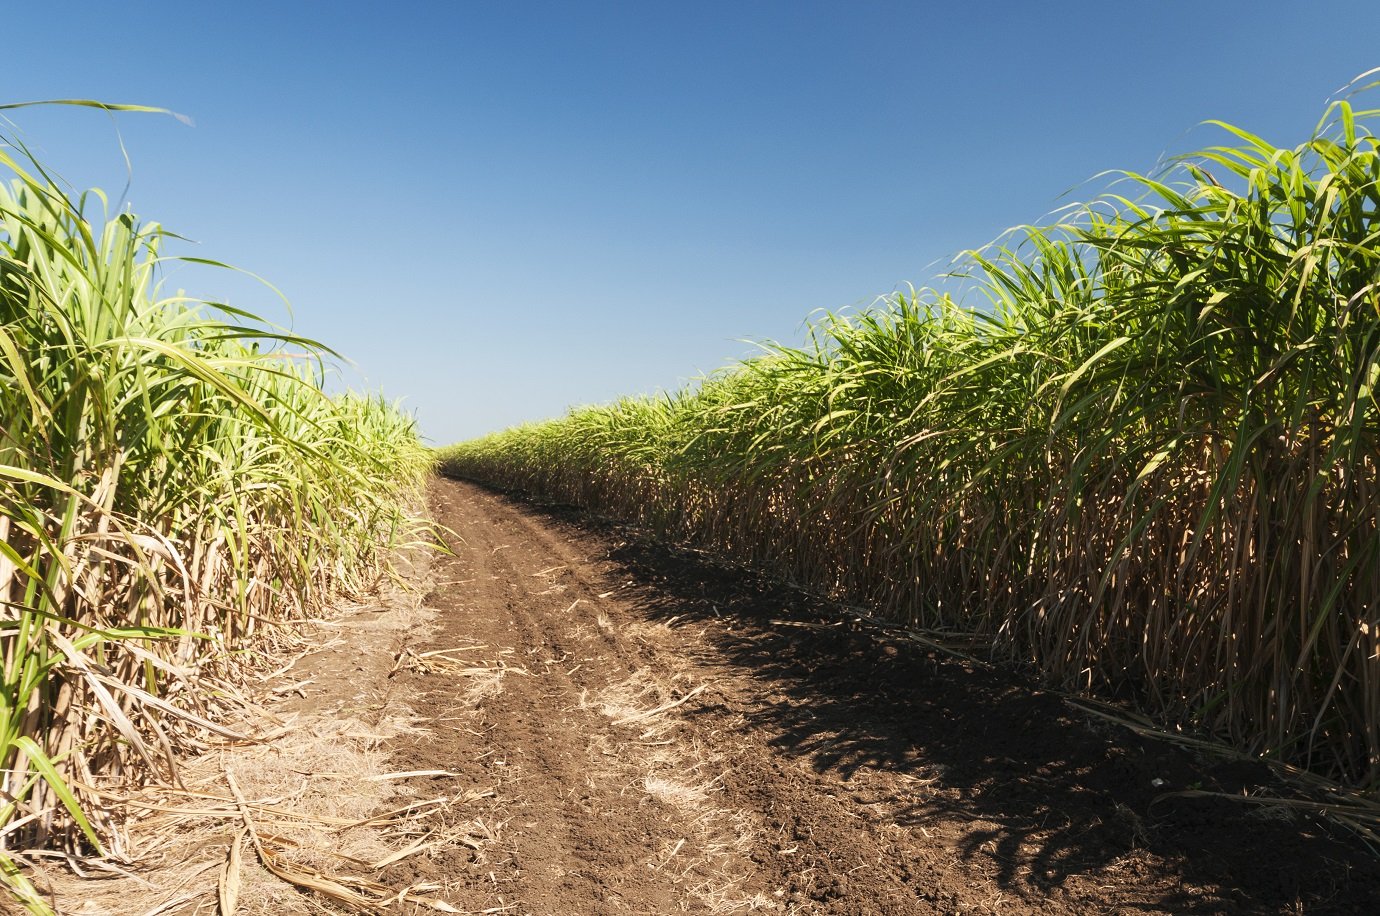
<box><xmin>4</xmin><ymin>6</ymin><xmax>1380</xmax><ymax>915</ymax></box>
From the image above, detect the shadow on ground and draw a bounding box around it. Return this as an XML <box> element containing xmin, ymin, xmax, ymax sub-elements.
<box><xmin>469</xmin><ymin>482</ymin><xmax>1380</xmax><ymax>914</ymax></box>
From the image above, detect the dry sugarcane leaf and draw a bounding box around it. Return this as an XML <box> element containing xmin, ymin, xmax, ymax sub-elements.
<box><xmin>225</xmin><ymin>769</ymin><xmax>396</xmax><ymax>913</ymax></box>
<box><xmin>218</xmin><ymin>827</ymin><xmax>246</xmax><ymax>915</ymax></box>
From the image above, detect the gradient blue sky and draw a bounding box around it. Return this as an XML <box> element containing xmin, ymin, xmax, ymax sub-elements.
<box><xmin>4</xmin><ymin>2</ymin><xmax>1378</xmax><ymax>443</ymax></box>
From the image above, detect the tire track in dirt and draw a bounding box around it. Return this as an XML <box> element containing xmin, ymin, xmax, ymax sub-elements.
<box><xmin>385</xmin><ymin>480</ymin><xmax>770</xmax><ymax>914</ymax></box>
<box><xmin>384</xmin><ymin>478</ymin><xmax>1380</xmax><ymax>915</ymax></box>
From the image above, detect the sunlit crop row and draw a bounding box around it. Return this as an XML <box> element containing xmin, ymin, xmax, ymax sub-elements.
<box><xmin>444</xmin><ymin>95</ymin><xmax>1380</xmax><ymax>790</ymax></box>
<box><xmin>0</xmin><ymin>111</ymin><xmax>430</xmax><ymax>905</ymax></box>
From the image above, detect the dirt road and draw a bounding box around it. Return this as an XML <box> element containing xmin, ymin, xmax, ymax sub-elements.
<box><xmin>380</xmin><ymin>478</ymin><xmax>1380</xmax><ymax>915</ymax></box>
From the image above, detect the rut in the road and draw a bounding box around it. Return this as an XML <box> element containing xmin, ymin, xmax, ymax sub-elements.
<box><xmin>384</xmin><ymin>480</ymin><xmax>772</xmax><ymax>915</ymax></box>
<box><xmin>380</xmin><ymin>478</ymin><xmax>1380</xmax><ymax>916</ymax></box>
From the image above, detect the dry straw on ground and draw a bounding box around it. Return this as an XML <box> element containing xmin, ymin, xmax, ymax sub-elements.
<box><xmin>580</xmin><ymin>664</ymin><xmax>775</xmax><ymax>913</ymax></box>
<box><xmin>23</xmin><ymin>549</ymin><xmax>502</xmax><ymax>916</ymax></box>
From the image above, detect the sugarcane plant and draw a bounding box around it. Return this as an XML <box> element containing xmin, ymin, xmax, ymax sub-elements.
<box><xmin>442</xmin><ymin>83</ymin><xmax>1380</xmax><ymax>792</ymax></box>
<box><xmin>0</xmin><ymin>103</ymin><xmax>432</xmax><ymax>908</ymax></box>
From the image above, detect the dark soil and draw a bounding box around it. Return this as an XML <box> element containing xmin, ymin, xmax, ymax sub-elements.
<box><xmin>385</xmin><ymin>477</ymin><xmax>1380</xmax><ymax>915</ymax></box>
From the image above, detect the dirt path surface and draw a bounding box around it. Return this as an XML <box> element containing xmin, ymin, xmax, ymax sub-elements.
<box><xmin>382</xmin><ymin>478</ymin><xmax>1380</xmax><ymax>915</ymax></box>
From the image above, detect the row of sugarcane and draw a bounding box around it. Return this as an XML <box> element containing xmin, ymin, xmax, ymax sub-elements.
<box><xmin>0</xmin><ymin>106</ymin><xmax>432</xmax><ymax>907</ymax></box>
<box><xmin>443</xmin><ymin>95</ymin><xmax>1380</xmax><ymax>792</ymax></box>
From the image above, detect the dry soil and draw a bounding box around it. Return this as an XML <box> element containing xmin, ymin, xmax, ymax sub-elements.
<box><xmin>374</xmin><ymin>477</ymin><xmax>1380</xmax><ymax>915</ymax></box>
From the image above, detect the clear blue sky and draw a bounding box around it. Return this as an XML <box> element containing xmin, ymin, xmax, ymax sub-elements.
<box><xmin>4</xmin><ymin>2</ymin><xmax>1377</xmax><ymax>443</ymax></box>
